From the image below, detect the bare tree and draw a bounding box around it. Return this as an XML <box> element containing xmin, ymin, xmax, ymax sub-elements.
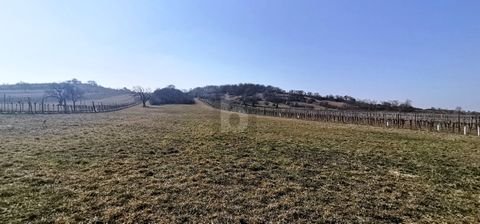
<box><xmin>390</xmin><ymin>100</ymin><xmax>400</xmax><ymax>107</ymax></box>
<box><xmin>45</xmin><ymin>83</ymin><xmax>69</xmax><ymax>112</ymax></box>
<box><xmin>404</xmin><ymin>99</ymin><xmax>412</xmax><ymax>107</ymax></box>
<box><xmin>45</xmin><ymin>81</ymin><xmax>85</xmax><ymax>112</ymax></box>
<box><xmin>87</xmin><ymin>80</ymin><xmax>98</xmax><ymax>86</ymax></box>
<box><xmin>66</xmin><ymin>84</ymin><xmax>85</xmax><ymax>111</ymax></box>
<box><xmin>66</xmin><ymin>78</ymin><xmax>82</xmax><ymax>85</ymax></box>
<box><xmin>132</xmin><ymin>86</ymin><xmax>152</xmax><ymax>107</ymax></box>
<box><xmin>399</xmin><ymin>99</ymin><xmax>414</xmax><ymax>112</ymax></box>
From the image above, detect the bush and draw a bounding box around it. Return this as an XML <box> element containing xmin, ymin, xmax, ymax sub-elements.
<box><xmin>150</xmin><ymin>88</ymin><xmax>194</xmax><ymax>105</ymax></box>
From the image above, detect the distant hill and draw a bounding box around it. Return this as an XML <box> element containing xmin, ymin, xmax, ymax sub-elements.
<box><xmin>190</xmin><ymin>83</ymin><xmax>470</xmax><ymax>114</ymax></box>
<box><xmin>0</xmin><ymin>80</ymin><xmax>133</xmax><ymax>104</ymax></box>
<box><xmin>150</xmin><ymin>87</ymin><xmax>194</xmax><ymax>105</ymax></box>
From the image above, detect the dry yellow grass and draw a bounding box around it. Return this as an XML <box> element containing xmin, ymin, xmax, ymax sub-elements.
<box><xmin>1</xmin><ymin>104</ymin><xmax>479</xmax><ymax>223</ymax></box>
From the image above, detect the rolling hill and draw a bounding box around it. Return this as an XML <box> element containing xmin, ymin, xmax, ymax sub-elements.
<box><xmin>189</xmin><ymin>84</ymin><xmax>418</xmax><ymax>112</ymax></box>
<box><xmin>0</xmin><ymin>80</ymin><xmax>134</xmax><ymax>105</ymax></box>
<box><xmin>190</xmin><ymin>83</ymin><xmax>475</xmax><ymax>114</ymax></box>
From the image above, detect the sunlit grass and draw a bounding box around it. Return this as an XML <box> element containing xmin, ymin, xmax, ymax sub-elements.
<box><xmin>1</xmin><ymin>104</ymin><xmax>479</xmax><ymax>223</ymax></box>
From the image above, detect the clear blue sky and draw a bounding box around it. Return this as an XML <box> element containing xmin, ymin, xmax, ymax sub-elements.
<box><xmin>0</xmin><ymin>0</ymin><xmax>479</xmax><ymax>110</ymax></box>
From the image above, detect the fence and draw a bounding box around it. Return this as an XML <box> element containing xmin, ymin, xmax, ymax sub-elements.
<box><xmin>200</xmin><ymin>99</ymin><xmax>480</xmax><ymax>136</ymax></box>
<box><xmin>0</xmin><ymin>100</ymin><xmax>140</xmax><ymax>114</ymax></box>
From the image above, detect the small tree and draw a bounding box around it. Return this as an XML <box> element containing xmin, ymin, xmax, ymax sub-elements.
<box><xmin>66</xmin><ymin>78</ymin><xmax>82</xmax><ymax>85</ymax></box>
<box><xmin>133</xmin><ymin>86</ymin><xmax>152</xmax><ymax>107</ymax></box>
<box><xmin>456</xmin><ymin>106</ymin><xmax>463</xmax><ymax>114</ymax></box>
<box><xmin>66</xmin><ymin>84</ymin><xmax>85</xmax><ymax>111</ymax></box>
<box><xmin>45</xmin><ymin>83</ymin><xmax>69</xmax><ymax>112</ymax></box>
<box><xmin>87</xmin><ymin>80</ymin><xmax>98</xmax><ymax>86</ymax></box>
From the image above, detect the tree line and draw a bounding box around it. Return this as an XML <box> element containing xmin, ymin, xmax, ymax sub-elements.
<box><xmin>189</xmin><ymin>83</ymin><xmax>419</xmax><ymax>112</ymax></box>
<box><xmin>132</xmin><ymin>85</ymin><xmax>194</xmax><ymax>107</ymax></box>
<box><xmin>4</xmin><ymin>80</ymin><xmax>472</xmax><ymax>114</ymax></box>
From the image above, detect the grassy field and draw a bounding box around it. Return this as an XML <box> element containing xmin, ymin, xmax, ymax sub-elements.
<box><xmin>1</xmin><ymin>103</ymin><xmax>479</xmax><ymax>223</ymax></box>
